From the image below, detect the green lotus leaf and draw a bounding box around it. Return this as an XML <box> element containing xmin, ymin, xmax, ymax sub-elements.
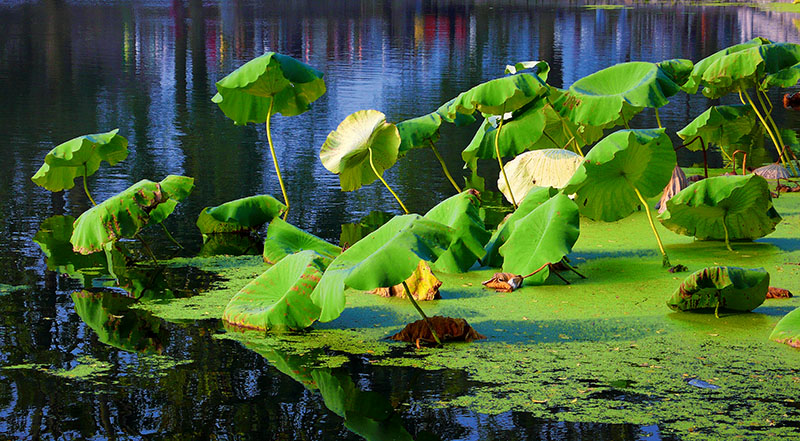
<box><xmin>769</xmin><ymin>307</ymin><xmax>800</xmax><ymax>348</ymax></box>
<box><xmin>666</xmin><ymin>266</ymin><xmax>769</xmax><ymax>312</ymax></box>
<box><xmin>72</xmin><ymin>289</ymin><xmax>166</xmax><ymax>354</ymax></box>
<box><xmin>656</xmin><ymin>58</ymin><xmax>694</xmax><ymax>87</ymax></box>
<box><xmin>223</xmin><ymin>250</ymin><xmax>330</xmax><ymax>331</ymax></box>
<box><xmin>701</xmin><ymin>43</ymin><xmax>800</xmax><ymax>98</ymax></box>
<box><xmin>320</xmin><ymin>110</ymin><xmax>401</xmax><ymax>192</ymax></box>
<box><xmin>658</xmin><ymin>175</ymin><xmax>782</xmax><ymax>246</ymax></box>
<box><xmin>527</xmin><ymin>89</ymin><xmax>606</xmax><ymax>151</ymax></box>
<box><xmin>499</xmin><ymin>193</ymin><xmax>580</xmax><ymax>285</ymax></box>
<box><xmin>504</xmin><ymin>60</ymin><xmax>550</xmax><ymax>81</ymax></box>
<box><xmin>339</xmin><ymin>211</ymin><xmax>394</xmax><ymax>249</ymax></box>
<box><xmin>212</xmin><ymin>52</ymin><xmax>325</xmax><ymax>124</ymax></box>
<box><xmin>437</xmin><ymin>73</ymin><xmax>548</xmax><ymax>120</ymax></box>
<box><xmin>423</xmin><ymin>191</ymin><xmax>490</xmax><ymax>273</ymax></box>
<box><xmin>563</xmin><ymin>129</ymin><xmax>676</xmax><ymax>222</ymax></box>
<box><xmin>31</xmin><ymin>129</ymin><xmax>128</xmax><ymax>192</ymax></box>
<box><xmin>436</xmin><ymin>97</ymin><xmax>477</xmax><ymax>127</ymax></box>
<box><xmin>677</xmin><ymin>105</ymin><xmax>757</xmax><ymax>149</ymax></box>
<box><xmin>720</xmin><ymin>124</ymin><xmax>769</xmax><ymax>170</ymax></box>
<box><xmin>199</xmin><ymin>233</ymin><xmax>263</xmax><ymax>257</ymax></box>
<box><xmin>497</xmin><ymin>149</ymin><xmax>583</xmax><ymax>205</ymax></box>
<box><xmin>197</xmin><ymin>195</ymin><xmax>287</xmax><ymax>234</ymax></box>
<box><xmin>311</xmin><ymin>215</ymin><xmax>453</xmax><ymax>322</ymax></box>
<box><xmin>683</xmin><ymin>37</ymin><xmax>771</xmax><ymax>94</ymax></box>
<box><xmin>462</xmin><ymin>99</ymin><xmax>547</xmax><ymax>164</ymax></box>
<box><xmin>149</xmin><ymin>175</ymin><xmax>195</xmax><ymax>224</ymax></box>
<box><xmin>559</xmin><ymin>62</ymin><xmax>682</xmax><ymax>127</ymax></box>
<box><xmin>483</xmin><ymin>186</ymin><xmax>559</xmax><ymax>267</ymax></box>
<box><xmin>263</xmin><ymin>218</ymin><xmax>342</xmax><ymax>264</ymax></box>
<box><xmin>396</xmin><ymin>112</ymin><xmax>441</xmax><ymax>157</ymax></box>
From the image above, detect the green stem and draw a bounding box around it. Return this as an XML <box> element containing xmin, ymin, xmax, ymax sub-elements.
<box><xmin>758</xmin><ymin>90</ymin><xmax>800</xmax><ymax>176</ymax></box>
<box><xmin>545</xmin><ymin>95</ymin><xmax>584</xmax><ymax>157</ymax></box>
<box><xmin>631</xmin><ymin>184</ymin><xmax>670</xmax><ymax>267</ymax></box>
<box><xmin>759</xmin><ymin>88</ymin><xmax>773</xmax><ymax>115</ymax></box>
<box><xmin>368</xmin><ymin>147</ymin><xmax>409</xmax><ymax>214</ymax></box>
<box><xmin>654</xmin><ymin>108</ymin><xmax>663</xmax><ymax>129</ymax></box>
<box><xmin>620</xmin><ymin>111</ymin><xmax>631</xmax><ymax>129</ymax></box>
<box><xmin>160</xmin><ymin>223</ymin><xmax>183</xmax><ymax>249</ymax></box>
<box><xmin>265</xmin><ymin>99</ymin><xmax>290</xmax><ymax>220</ymax></box>
<box><xmin>722</xmin><ymin>214</ymin><xmax>733</xmax><ymax>252</ymax></box>
<box><xmin>135</xmin><ymin>233</ymin><xmax>158</xmax><ymax>266</ymax></box>
<box><xmin>83</xmin><ymin>163</ymin><xmax>97</xmax><ymax>206</ymax></box>
<box><xmin>542</xmin><ymin>130</ymin><xmax>560</xmax><ymax>149</ymax></box>
<box><xmin>403</xmin><ymin>281</ymin><xmax>441</xmax><ymax>347</ymax></box>
<box><xmin>561</xmin><ymin>258</ymin><xmax>587</xmax><ymax>279</ymax></box>
<box><xmin>742</xmin><ymin>87</ymin><xmax>789</xmax><ymax>169</ymax></box>
<box><xmin>495</xmin><ymin>116</ymin><xmax>517</xmax><ymax>209</ymax></box>
<box><xmin>428</xmin><ymin>140</ymin><xmax>461</xmax><ymax>193</ymax></box>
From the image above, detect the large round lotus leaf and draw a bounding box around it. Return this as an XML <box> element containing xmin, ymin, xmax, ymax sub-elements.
<box><xmin>683</xmin><ymin>37</ymin><xmax>771</xmax><ymax>94</ymax></box>
<box><xmin>310</xmin><ymin>215</ymin><xmax>453</xmax><ymax>322</ymax></box>
<box><xmin>197</xmin><ymin>195</ymin><xmax>287</xmax><ymax>234</ymax></box>
<box><xmin>483</xmin><ymin>186</ymin><xmax>559</xmax><ymax>267</ymax></box>
<box><xmin>770</xmin><ymin>307</ymin><xmax>800</xmax><ymax>349</ymax></box>
<box><xmin>212</xmin><ymin>52</ymin><xmax>325</xmax><ymax>124</ymax></box>
<box><xmin>320</xmin><ymin>110</ymin><xmax>401</xmax><ymax>192</ymax></box>
<box><xmin>462</xmin><ymin>99</ymin><xmax>547</xmax><ymax>164</ymax></box>
<box><xmin>559</xmin><ymin>62</ymin><xmax>682</xmax><ymax>127</ymax></box>
<box><xmin>423</xmin><ymin>191</ymin><xmax>490</xmax><ymax>273</ymax></box>
<box><xmin>676</xmin><ymin>105</ymin><xmax>756</xmax><ymax>149</ymax></box>
<box><xmin>72</xmin><ymin>290</ymin><xmax>165</xmax><ymax>354</ymax></box>
<box><xmin>499</xmin><ymin>193</ymin><xmax>580</xmax><ymax>285</ymax></box>
<box><xmin>263</xmin><ymin>218</ymin><xmax>341</xmax><ymax>265</ymax></box>
<box><xmin>701</xmin><ymin>43</ymin><xmax>800</xmax><ymax>98</ymax></box>
<box><xmin>656</xmin><ymin>58</ymin><xmax>694</xmax><ymax>87</ymax></box>
<box><xmin>666</xmin><ymin>266</ymin><xmax>769</xmax><ymax>312</ymax></box>
<box><xmin>498</xmin><ymin>149</ymin><xmax>583</xmax><ymax>205</ymax></box>
<box><xmin>437</xmin><ymin>73</ymin><xmax>548</xmax><ymax>120</ymax></box>
<box><xmin>505</xmin><ymin>60</ymin><xmax>551</xmax><ymax>80</ymax></box>
<box><xmin>396</xmin><ymin>112</ymin><xmax>441</xmax><ymax>157</ymax></box>
<box><xmin>223</xmin><ymin>250</ymin><xmax>330</xmax><ymax>331</ymax></box>
<box><xmin>658</xmin><ymin>174</ymin><xmax>782</xmax><ymax>241</ymax></box>
<box><xmin>562</xmin><ymin>129</ymin><xmax>676</xmax><ymax>222</ymax></box>
<box><xmin>31</xmin><ymin>129</ymin><xmax>128</xmax><ymax>192</ymax></box>
<box><xmin>71</xmin><ymin>175</ymin><xmax>195</xmax><ymax>254</ymax></box>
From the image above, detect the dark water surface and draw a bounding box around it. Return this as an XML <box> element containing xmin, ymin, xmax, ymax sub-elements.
<box><xmin>1</xmin><ymin>0</ymin><xmax>799</xmax><ymax>439</ymax></box>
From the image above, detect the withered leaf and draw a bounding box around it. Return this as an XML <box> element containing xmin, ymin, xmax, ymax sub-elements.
<box><xmin>370</xmin><ymin>260</ymin><xmax>441</xmax><ymax>300</ymax></box>
<box><xmin>482</xmin><ymin>272</ymin><xmax>523</xmax><ymax>292</ymax></box>
<box><xmin>767</xmin><ymin>286</ymin><xmax>793</xmax><ymax>299</ymax></box>
<box><xmin>391</xmin><ymin>316</ymin><xmax>486</xmax><ymax>346</ymax></box>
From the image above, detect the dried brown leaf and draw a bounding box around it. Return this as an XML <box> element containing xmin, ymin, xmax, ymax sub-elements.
<box><xmin>370</xmin><ymin>260</ymin><xmax>442</xmax><ymax>301</ymax></box>
<box><xmin>390</xmin><ymin>316</ymin><xmax>486</xmax><ymax>346</ymax></box>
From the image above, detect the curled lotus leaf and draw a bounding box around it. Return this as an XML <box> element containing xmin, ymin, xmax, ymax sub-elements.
<box><xmin>212</xmin><ymin>52</ymin><xmax>325</xmax><ymax>124</ymax></box>
<box><xmin>262</xmin><ymin>218</ymin><xmax>341</xmax><ymax>264</ymax></box>
<box><xmin>197</xmin><ymin>195</ymin><xmax>287</xmax><ymax>234</ymax></box>
<box><xmin>396</xmin><ymin>112</ymin><xmax>441</xmax><ymax>157</ymax></box>
<box><xmin>423</xmin><ymin>190</ymin><xmax>490</xmax><ymax>273</ymax></box>
<box><xmin>666</xmin><ymin>266</ymin><xmax>769</xmax><ymax>312</ymax></box>
<box><xmin>504</xmin><ymin>60</ymin><xmax>550</xmax><ymax>80</ymax></box>
<box><xmin>436</xmin><ymin>97</ymin><xmax>477</xmax><ymax>126</ymax></box>
<box><xmin>71</xmin><ymin>175</ymin><xmax>195</xmax><ymax>254</ymax></box>
<box><xmin>31</xmin><ymin>129</ymin><xmax>129</xmax><ymax>192</ymax></box>
<box><xmin>683</xmin><ymin>37</ymin><xmax>771</xmax><ymax>94</ymax></box>
<box><xmin>462</xmin><ymin>99</ymin><xmax>547</xmax><ymax>164</ymax></box>
<box><xmin>371</xmin><ymin>260</ymin><xmax>442</xmax><ymax>301</ymax></box>
<box><xmin>770</xmin><ymin>307</ymin><xmax>800</xmax><ymax>348</ymax></box>
<box><xmin>497</xmin><ymin>149</ymin><xmax>583</xmax><ymax>205</ymax></box>
<box><xmin>677</xmin><ymin>105</ymin><xmax>757</xmax><ymax>149</ymax></box>
<box><xmin>701</xmin><ymin>42</ymin><xmax>800</xmax><ymax>98</ymax></box>
<box><xmin>656</xmin><ymin>58</ymin><xmax>694</xmax><ymax>87</ymax></box>
<box><xmin>319</xmin><ymin>110</ymin><xmax>401</xmax><ymax>192</ymax></box>
<box><xmin>437</xmin><ymin>73</ymin><xmax>548</xmax><ymax>120</ymax></box>
<box><xmin>391</xmin><ymin>316</ymin><xmax>486</xmax><ymax>346</ymax></box>
<box><xmin>657</xmin><ymin>166</ymin><xmax>689</xmax><ymax>214</ymax></box>
<box><xmin>222</xmin><ymin>250</ymin><xmax>330</xmax><ymax>331</ymax></box>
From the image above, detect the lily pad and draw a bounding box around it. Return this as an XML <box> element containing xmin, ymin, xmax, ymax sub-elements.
<box><xmin>197</xmin><ymin>195</ymin><xmax>287</xmax><ymax>234</ymax></box>
<box><xmin>666</xmin><ymin>266</ymin><xmax>769</xmax><ymax>312</ymax></box>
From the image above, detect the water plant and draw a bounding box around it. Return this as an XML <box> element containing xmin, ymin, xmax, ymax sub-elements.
<box><xmin>422</xmin><ymin>190</ymin><xmax>489</xmax><ymax>273</ymax></box>
<box><xmin>667</xmin><ymin>266</ymin><xmax>769</xmax><ymax>317</ymax></box>
<box><xmin>196</xmin><ymin>194</ymin><xmax>287</xmax><ymax>234</ymax></box>
<box><xmin>770</xmin><ymin>307</ymin><xmax>800</xmax><ymax>348</ymax></box>
<box><xmin>212</xmin><ymin>52</ymin><xmax>326</xmax><ymax>214</ymax></box>
<box><xmin>262</xmin><ymin>217</ymin><xmax>341</xmax><ymax>264</ymax></box>
<box><xmin>396</xmin><ymin>112</ymin><xmax>462</xmax><ymax>192</ymax></box>
<box><xmin>496</xmin><ymin>148</ymin><xmax>582</xmax><ymax>204</ymax></box>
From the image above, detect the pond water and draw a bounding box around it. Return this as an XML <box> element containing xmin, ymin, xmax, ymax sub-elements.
<box><xmin>1</xmin><ymin>0</ymin><xmax>800</xmax><ymax>439</ymax></box>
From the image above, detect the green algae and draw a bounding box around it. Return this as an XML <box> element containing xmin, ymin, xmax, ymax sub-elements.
<box><xmin>0</xmin><ymin>283</ymin><xmax>31</xmax><ymax>295</ymax></box>
<box><xmin>3</xmin><ymin>356</ymin><xmax>112</xmax><ymax>381</ymax></box>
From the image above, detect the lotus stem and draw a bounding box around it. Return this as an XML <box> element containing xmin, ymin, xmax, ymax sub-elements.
<box><xmin>428</xmin><ymin>140</ymin><xmax>461</xmax><ymax>193</ymax></box>
<box><xmin>620</xmin><ymin>112</ymin><xmax>630</xmax><ymax>129</ymax></box>
<box><xmin>741</xmin><ymin>87</ymin><xmax>790</xmax><ymax>170</ymax></box>
<box><xmin>495</xmin><ymin>117</ymin><xmax>517</xmax><ymax>209</ymax></box>
<box><xmin>368</xmin><ymin>147</ymin><xmax>409</xmax><ymax>214</ymax></box>
<box><xmin>83</xmin><ymin>163</ymin><xmax>97</xmax><ymax>206</ymax></box>
<box><xmin>160</xmin><ymin>223</ymin><xmax>183</xmax><ymax>249</ymax></box>
<box><xmin>550</xmin><ymin>269</ymin><xmax>571</xmax><ymax>285</ymax></box>
<box><xmin>722</xmin><ymin>214</ymin><xmax>733</xmax><ymax>252</ymax></box>
<box><xmin>546</xmin><ymin>95</ymin><xmax>584</xmax><ymax>157</ymax></box>
<box><xmin>403</xmin><ymin>281</ymin><xmax>441</xmax><ymax>347</ymax></box>
<box><xmin>265</xmin><ymin>99</ymin><xmax>290</xmax><ymax>220</ymax></box>
<box><xmin>135</xmin><ymin>233</ymin><xmax>159</xmax><ymax>265</ymax></box>
<box><xmin>521</xmin><ymin>262</ymin><xmax>550</xmax><ymax>279</ymax></box>
<box><xmin>678</xmin><ymin>136</ymin><xmax>708</xmax><ymax>179</ymax></box>
<box><xmin>654</xmin><ymin>108</ymin><xmax>663</xmax><ymax>129</ymax></box>
<box><xmin>631</xmin><ymin>184</ymin><xmax>670</xmax><ymax>267</ymax></box>
<box><xmin>731</xmin><ymin>150</ymin><xmax>747</xmax><ymax>175</ymax></box>
<box><xmin>758</xmin><ymin>91</ymin><xmax>800</xmax><ymax>176</ymax></box>
<box><xmin>561</xmin><ymin>258</ymin><xmax>587</xmax><ymax>279</ymax></box>
<box><xmin>758</xmin><ymin>88</ymin><xmax>773</xmax><ymax>115</ymax></box>
<box><xmin>715</xmin><ymin>298</ymin><xmax>721</xmax><ymax>319</ymax></box>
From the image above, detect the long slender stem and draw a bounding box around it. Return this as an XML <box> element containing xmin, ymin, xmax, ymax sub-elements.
<box><xmin>368</xmin><ymin>147</ymin><xmax>409</xmax><ymax>214</ymax></box>
<box><xmin>722</xmin><ymin>214</ymin><xmax>733</xmax><ymax>252</ymax></box>
<box><xmin>135</xmin><ymin>233</ymin><xmax>158</xmax><ymax>265</ymax></box>
<box><xmin>654</xmin><ymin>108</ymin><xmax>663</xmax><ymax>129</ymax></box>
<box><xmin>758</xmin><ymin>91</ymin><xmax>800</xmax><ymax>175</ymax></box>
<box><xmin>545</xmin><ymin>96</ymin><xmax>584</xmax><ymax>157</ymax></box>
<box><xmin>742</xmin><ymin>87</ymin><xmax>789</xmax><ymax>169</ymax></box>
<box><xmin>428</xmin><ymin>140</ymin><xmax>461</xmax><ymax>193</ymax></box>
<box><xmin>560</xmin><ymin>259</ymin><xmax>587</xmax><ymax>279</ymax></box>
<box><xmin>521</xmin><ymin>262</ymin><xmax>549</xmax><ymax>279</ymax></box>
<box><xmin>160</xmin><ymin>223</ymin><xmax>183</xmax><ymax>249</ymax></box>
<box><xmin>83</xmin><ymin>163</ymin><xmax>97</xmax><ymax>206</ymax></box>
<box><xmin>403</xmin><ymin>281</ymin><xmax>441</xmax><ymax>346</ymax></box>
<box><xmin>620</xmin><ymin>112</ymin><xmax>630</xmax><ymax>129</ymax></box>
<box><xmin>678</xmin><ymin>136</ymin><xmax>708</xmax><ymax>179</ymax></box>
<box><xmin>265</xmin><ymin>99</ymin><xmax>291</xmax><ymax>220</ymax></box>
<box><xmin>495</xmin><ymin>116</ymin><xmax>518</xmax><ymax>209</ymax></box>
<box><xmin>758</xmin><ymin>88</ymin><xmax>773</xmax><ymax>115</ymax></box>
<box><xmin>631</xmin><ymin>184</ymin><xmax>670</xmax><ymax>267</ymax></box>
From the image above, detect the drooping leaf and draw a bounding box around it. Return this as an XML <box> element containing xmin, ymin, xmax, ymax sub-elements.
<box><xmin>677</xmin><ymin>105</ymin><xmax>757</xmax><ymax>150</ymax></box>
<box><xmin>497</xmin><ymin>149</ymin><xmax>583</xmax><ymax>205</ymax></box>
<box><xmin>33</xmin><ymin>215</ymin><xmax>110</xmax><ymax>282</ymax></box>
<box><xmin>436</xmin><ymin>97</ymin><xmax>477</xmax><ymax>127</ymax></box>
<box><xmin>311</xmin><ymin>215</ymin><xmax>453</xmax><ymax>322</ymax></box>
<box><xmin>396</xmin><ymin>112</ymin><xmax>441</xmax><ymax>157</ymax></box>
<box><xmin>196</xmin><ymin>195</ymin><xmax>287</xmax><ymax>234</ymax></box>
<box><xmin>437</xmin><ymin>73</ymin><xmax>548</xmax><ymax>119</ymax></box>
<box><xmin>770</xmin><ymin>307</ymin><xmax>800</xmax><ymax>348</ymax></box>
<box><xmin>263</xmin><ymin>218</ymin><xmax>341</xmax><ymax>264</ymax></box>
<box><xmin>701</xmin><ymin>42</ymin><xmax>800</xmax><ymax>98</ymax></box>
<box><xmin>390</xmin><ymin>316</ymin><xmax>486</xmax><ymax>346</ymax></box>
<box><xmin>656</xmin><ymin>58</ymin><xmax>694</xmax><ymax>87</ymax></box>
<box><xmin>499</xmin><ymin>193</ymin><xmax>580</xmax><ymax>285</ymax></box>
<box><xmin>319</xmin><ymin>110</ymin><xmax>401</xmax><ymax>192</ymax></box>
<box><xmin>666</xmin><ymin>266</ymin><xmax>769</xmax><ymax>312</ymax></box>
<box><xmin>31</xmin><ymin>129</ymin><xmax>129</xmax><ymax>192</ymax></box>
<box><xmin>149</xmin><ymin>175</ymin><xmax>196</xmax><ymax>224</ymax></box>
<box><xmin>683</xmin><ymin>37</ymin><xmax>771</xmax><ymax>94</ymax></box>
<box><xmin>424</xmin><ymin>191</ymin><xmax>490</xmax><ymax>273</ymax></box>
<box><xmin>222</xmin><ymin>250</ymin><xmax>330</xmax><ymax>331</ymax></box>
<box><xmin>71</xmin><ymin>175</ymin><xmax>195</xmax><ymax>254</ymax></box>
<box><xmin>462</xmin><ymin>99</ymin><xmax>547</xmax><ymax>164</ymax></box>
<box><xmin>212</xmin><ymin>52</ymin><xmax>326</xmax><ymax>123</ymax></box>
<box><xmin>504</xmin><ymin>60</ymin><xmax>551</xmax><ymax>80</ymax></box>
<box><xmin>371</xmin><ymin>260</ymin><xmax>441</xmax><ymax>301</ymax></box>
<box><xmin>562</xmin><ymin>129</ymin><xmax>676</xmax><ymax>222</ymax></box>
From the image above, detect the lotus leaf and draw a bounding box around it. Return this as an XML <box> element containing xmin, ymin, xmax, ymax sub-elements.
<box><xmin>223</xmin><ymin>250</ymin><xmax>330</xmax><ymax>331</ymax></box>
<box><xmin>371</xmin><ymin>260</ymin><xmax>441</xmax><ymax>301</ymax></box>
<box><xmin>199</xmin><ymin>233</ymin><xmax>263</xmax><ymax>257</ymax></box>
<box><xmin>499</xmin><ymin>193</ymin><xmax>580</xmax><ymax>285</ymax></box>
<box><xmin>666</xmin><ymin>266</ymin><xmax>769</xmax><ymax>312</ymax></box>
<box><xmin>677</xmin><ymin>105</ymin><xmax>757</xmax><ymax>149</ymax></box>
<box><xmin>770</xmin><ymin>307</ymin><xmax>800</xmax><ymax>348</ymax></box>
<box><xmin>390</xmin><ymin>316</ymin><xmax>486</xmax><ymax>346</ymax></box>
<box><xmin>396</xmin><ymin>112</ymin><xmax>441</xmax><ymax>157</ymax></box>
<box><xmin>31</xmin><ymin>129</ymin><xmax>128</xmax><ymax>193</ymax></box>
<box><xmin>523</xmin><ymin>89</ymin><xmax>606</xmax><ymax>152</ymax></box>
<box><xmin>437</xmin><ymin>73</ymin><xmax>548</xmax><ymax>120</ymax></box>
<box><xmin>196</xmin><ymin>195</ymin><xmax>287</xmax><ymax>234</ymax></box>
<box><xmin>423</xmin><ymin>190</ymin><xmax>490</xmax><ymax>273</ymax></box>
<box><xmin>263</xmin><ymin>218</ymin><xmax>341</xmax><ymax>264</ymax></box>
<box><xmin>497</xmin><ymin>149</ymin><xmax>583</xmax><ymax>205</ymax></box>
<box><xmin>683</xmin><ymin>37</ymin><xmax>771</xmax><ymax>94</ymax></box>
<box><xmin>700</xmin><ymin>43</ymin><xmax>800</xmax><ymax>98</ymax></box>
<box><xmin>311</xmin><ymin>214</ymin><xmax>453</xmax><ymax>322</ymax></box>
<box><xmin>657</xmin><ymin>166</ymin><xmax>689</xmax><ymax>214</ymax></box>
<box><xmin>658</xmin><ymin>174</ymin><xmax>782</xmax><ymax>250</ymax></box>
<box><xmin>436</xmin><ymin>97</ymin><xmax>477</xmax><ymax>127</ymax></box>
<box><xmin>33</xmin><ymin>215</ymin><xmax>110</xmax><ymax>281</ymax></box>
<box><xmin>462</xmin><ymin>99</ymin><xmax>547</xmax><ymax>164</ymax></box>
<box><xmin>71</xmin><ymin>175</ymin><xmax>195</xmax><ymax>254</ymax></box>
<box><xmin>656</xmin><ymin>58</ymin><xmax>694</xmax><ymax>87</ymax></box>
<box><xmin>504</xmin><ymin>60</ymin><xmax>550</xmax><ymax>80</ymax></box>
<box><xmin>339</xmin><ymin>211</ymin><xmax>394</xmax><ymax>249</ymax></box>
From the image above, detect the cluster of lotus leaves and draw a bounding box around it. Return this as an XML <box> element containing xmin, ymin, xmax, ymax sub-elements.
<box><xmin>437</xmin><ymin>72</ymin><xmax>548</xmax><ymax>120</ymax></box>
<box><xmin>212</xmin><ymin>52</ymin><xmax>326</xmax><ymax>124</ymax></box>
<box><xmin>197</xmin><ymin>194</ymin><xmax>287</xmax><ymax>234</ymax></box>
<box><xmin>667</xmin><ymin>266</ymin><xmax>769</xmax><ymax>312</ymax></box>
<box><xmin>695</xmin><ymin>41</ymin><xmax>800</xmax><ymax>97</ymax></box>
